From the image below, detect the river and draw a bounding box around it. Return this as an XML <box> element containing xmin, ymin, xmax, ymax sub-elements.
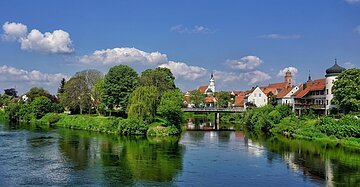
<box><xmin>0</xmin><ymin>121</ymin><xmax>359</xmax><ymax>186</ymax></box>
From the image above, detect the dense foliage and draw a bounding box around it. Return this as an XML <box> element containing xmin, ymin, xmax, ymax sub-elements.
<box><xmin>127</xmin><ymin>86</ymin><xmax>158</xmax><ymax>123</ymax></box>
<box><xmin>215</xmin><ymin>91</ymin><xmax>231</xmax><ymax>108</ymax></box>
<box><xmin>332</xmin><ymin>68</ymin><xmax>360</xmax><ymax>114</ymax></box>
<box><xmin>189</xmin><ymin>90</ymin><xmax>205</xmax><ymax>107</ymax></box>
<box><xmin>157</xmin><ymin>89</ymin><xmax>184</xmax><ymax>128</ymax></box>
<box><xmin>139</xmin><ymin>67</ymin><xmax>176</xmax><ymax>96</ymax></box>
<box><xmin>102</xmin><ymin>65</ymin><xmax>138</xmax><ymax>116</ymax></box>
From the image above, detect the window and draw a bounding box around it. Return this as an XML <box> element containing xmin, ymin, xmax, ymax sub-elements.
<box><xmin>326</xmin><ymin>100</ymin><xmax>329</xmax><ymax>105</ymax></box>
<box><xmin>326</xmin><ymin>89</ymin><xmax>328</xmax><ymax>95</ymax></box>
<box><xmin>259</xmin><ymin>93</ymin><xmax>261</xmax><ymax>97</ymax></box>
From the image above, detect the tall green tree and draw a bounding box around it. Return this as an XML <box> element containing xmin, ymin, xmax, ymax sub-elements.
<box><xmin>93</xmin><ymin>77</ymin><xmax>105</xmax><ymax>115</ymax></box>
<box><xmin>189</xmin><ymin>90</ymin><xmax>205</xmax><ymax>107</ymax></box>
<box><xmin>60</xmin><ymin>70</ymin><xmax>102</xmax><ymax>114</ymax></box>
<box><xmin>139</xmin><ymin>67</ymin><xmax>176</xmax><ymax>94</ymax></box>
<box><xmin>157</xmin><ymin>89</ymin><xmax>184</xmax><ymax>128</ymax></box>
<box><xmin>127</xmin><ymin>86</ymin><xmax>158</xmax><ymax>123</ymax></box>
<box><xmin>57</xmin><ymin>78</ymin><xmax>66</xmax><ymax>95</ymax></box>
<box><xmin>30</xmin><ymin>96</ymin><xmax>54</xmax><ymax>119</ymax></box>
<box><xmin>332</xmin><ymin>68</ymin><xmax>360</xmax><ymax>114</ymax></box>
<box><xmin>26</xmin><ymin>87</ymin><xmax>55</xmax><ymax>102</ymax></box>
<box><xmin>103</xmin><ymin>65</ymin><xmax>138</xmax><ymax>115</ymax></box>
<box><xmin>216</xmin><ymin>91</ymin><xmax>231</xmax><ymax>108</ymax></box>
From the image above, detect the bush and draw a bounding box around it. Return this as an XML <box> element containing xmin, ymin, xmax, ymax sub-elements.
<box><xmin>118</xmin><ymin>118</ymin><xmax>148</xmax><ymax>135</ymax></box>
<box><xmin>147</xmin><ymin>125</ymin><xmax>181</xmax><ymax>136</ymax></box>
<box><xmin>318</xmin><ymin>115</ymin><xmax>360</xmax><ymax>138</ymax></box>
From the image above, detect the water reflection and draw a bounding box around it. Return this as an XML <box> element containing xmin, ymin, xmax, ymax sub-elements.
<box><xmin>57</xmin><ymin>129</ymin><xmax>184</xmax><ymax>185</ymax></box>
<box><xmin>185</xmin><ymin>117</ymin><xmax>233</xmax><ymax>130</ymax></box>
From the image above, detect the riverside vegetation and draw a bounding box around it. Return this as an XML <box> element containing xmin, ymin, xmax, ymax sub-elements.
<box><xmin>0</xmin><ymin>65</ymin><xmax>184</xmax><ymax>136</ymax></box>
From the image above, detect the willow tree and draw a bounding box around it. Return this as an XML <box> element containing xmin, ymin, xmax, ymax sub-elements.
<box><xmin>127</xmin><ymin>86</ymin><xmax>158</xmax><ymax>123</ymax></box>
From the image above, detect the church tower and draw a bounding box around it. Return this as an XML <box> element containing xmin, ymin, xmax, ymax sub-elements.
<box><xmin>284</xmin><ymin>70</ymin><xmax>292</xmax><ymax>87</ymax></box>
<box><xmin>205</xmin><ymin>73</ymin><xmax>215</xmax><ymax>95</ymax></box>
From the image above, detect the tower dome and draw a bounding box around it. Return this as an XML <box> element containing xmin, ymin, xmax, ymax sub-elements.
<box><xmin>326</xmin><ymin>59</ymin><xmax>346</xmax><ymax>77</ymax></box>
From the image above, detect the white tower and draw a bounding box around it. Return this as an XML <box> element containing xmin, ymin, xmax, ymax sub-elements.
<box><xmin>205</xmin><ymin>73</ymin><xmax>215</xmax><ymax>95</ymax></box>
<box><xmin>325</xmin><ymin>59</ymin><xmax>345</xmax><ymax>115</ymax></box>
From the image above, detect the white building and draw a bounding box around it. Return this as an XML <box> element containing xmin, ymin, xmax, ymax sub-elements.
<box><xmin>325</xmin><ymin>59</ymin><xmax>346</xmax><ymax>115</ymax></box>
<box><xmin>244</xmin><ymin>87</ymin><xmax>268</xmax><ymax>110</ymax></box>
<box><xmin>277</xmin><ymin>86</ymin><xmax>299</xmax><ymax>106</ymax></box>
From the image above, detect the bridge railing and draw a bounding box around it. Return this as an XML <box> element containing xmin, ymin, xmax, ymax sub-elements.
<box><xmin>181</xmin><ymin>107</ymin><xmax>244</xmax><ymax>112</ymax></box>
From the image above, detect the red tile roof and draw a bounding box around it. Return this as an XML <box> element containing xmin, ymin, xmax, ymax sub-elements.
<box><xmin>198</xmin><ymin>86</ymin><xmax>208</xmax><ymax>92</ymax></box>
<box><xmin>276</xmin><ymin>87</ymin><xmax>293</xmax><ymax>99</ymax></box>
<box><xmin>267</xmin><ymin>82</ymin><xmax>289</xmax><ymax>89</ymax></box>
<box><xmin>260</xmin><ymin>87</ymin><xmax>278</xmax><ymax>95</ymax></box>
<box><xmin>204</xmin><ymin>96</ymin><xmax>217</xmax><ymax>103</ymax></box>
<box><xmin>234</xmin><ymin>95</ymin><xmax>244</xmax><ymax>107</ymax></box>
<box><xmin>294</xmin><ymin>78</ymin><xmax>325</xmax><ymax>99</ymax></box>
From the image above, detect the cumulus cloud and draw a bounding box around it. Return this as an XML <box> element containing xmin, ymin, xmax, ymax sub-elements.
<box><xmin>345</xmin><ymin>0</ymin><xmax>360</xmax><ymax>4</ymax></box>
<box><xmin>170</xmin><ymin>24</ymin><xmax>214</xmax><ymax>34</ymax></box>
<box><xmin>2</xmin><ymin>22</ymin><xmax>28</xmax><ymax>41</ymax></box>
<box><xmin>244</xmin><ymin>70</ymin><xmax>271</xmax><ymax>85</ymax></box>
<box><xmin>259</xmin><ymin>34</ymin><xmax>301</xmax><ymax>40</ymax></box>
<box><xmin>0</xmin><ymin>65</ymin><xmax>68</xmax><ymax>94</ymax></box>
<box><xmin>78</xmin><ymin>47</ymin><xmax>168</xmax><ymax>66</ymax></box>
<box><xmin>226</xmin><ymin>56</ymin><xmax>263</xmax><ymax>70</ymax></box>
<box><xmin>159</xmin><ymin>61</ymin><xmax>208</xmax><ymax>80</ymax></box>
<box><xmin>2</xmin><ymin>21</ymin><xmax>74</xmax><ymax>54</ymax></box>
<box><xmin>0</xmin><ymin>65</ymin><xmax>67</xmax><ymax>84</ymax></box>
<box><xmin>214</xmin><ymin>70</ymin><xmax>271</xmax><ymax>86</ymax></box>
<box><xmin>277</xmin><ymin>66</ymin><xmax>298</xmax><ymax>77</ymax></box>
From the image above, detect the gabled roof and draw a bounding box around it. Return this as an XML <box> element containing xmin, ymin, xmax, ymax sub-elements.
<box><xmin>198</xmin><ymin>86</ymin><xmax>208</xmax><ymax>92</ymax></box>
<box><xmin>234</xmin><ymin>95</ymin><xmax>244</xmax><ymax>107</ymax></box>
<box><xmin>294</xmin><ymin>78</ymin><xmax>325</xmax><ymax>99</ymax></box>
<box><xmin>204</xmin><ymin>96</ymin><xmax>217</xmax><ymax>103</ymax></box>
<box><xmin>260</xmin><ymin>87</ymin><xmax>278</xmax><ymax>95</ymax></box>
<box><xmin>267</xmin><ymin>82</ymin><xmax>289</xmax><ymax>89</ymax></box>
<box><xmin>276</xmin><ymin>87</ymin><xmax>293</xmax><ymax>99</ymax></box>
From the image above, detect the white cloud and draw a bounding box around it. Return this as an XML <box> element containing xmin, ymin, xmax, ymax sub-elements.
<box><xmin>78</xmin><ymin>47</ymin><xmax>168</xmax><ymax>66</ymax></box>
<box><xmin>170</xmin><ymin>24</ymin><xmax>213</xmax><ymax>34</ymax></box>
<box><xmin>214</xmin><ymin>70</ymin><xmax>271</xmax><ymax>86</ymax></box>
<box><xmin>2</xmin><ymin>22</ymin><xmax>74</xmax><ymax>54</ymax></box>
<box><xmin>345</xmin><ymin>0</ymin><xmax>360</xmax><ymax>4</ymax></box>
<box><xmin>259</xmin><ymin>34</ymin><xmax>301</xmax><ymax>40</ymax></box>
<box><xmin>226</xmin><ymin>56</ymin><xmax>263</xmax><ymax>70</ymax></box>
<box><xmin>159</xmin><ymin>61</ymin><xmax>208</xmax><ymax>80</ymax></box>
<box><xmin>0</xmin><ymin>65</ymin><xmax>68</xmax><ymax>94</ymax></box>
<box><xmin>344</xmin><ymin>62</ymin><xmax>356</xmax><ymax>68</ymax></box>
<box><xmin>244</xmin><ymin>70</ymin><xmax>271</xmax><ymax>85</ymax></box>
<box><xmin>277</xmin><ymin>67</ymin><xmax>298</xmax><ymax>77</ymax></box>
<box><xmin>2</xmin><ymin>22</ymin><xmax>28</xmax><ymax>41</ymax></box>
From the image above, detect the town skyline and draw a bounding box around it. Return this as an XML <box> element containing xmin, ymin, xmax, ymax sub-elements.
<box><xmin>0</xmin><ymin>0</ymin><xmax>359</xmax><ymax>94</ymax></box>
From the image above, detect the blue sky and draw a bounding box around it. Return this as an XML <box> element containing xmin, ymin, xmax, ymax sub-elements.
<box><xmin>0</xmin><ymin>0</ymin><xmax>359</xmax><ymax>94</ymax></box>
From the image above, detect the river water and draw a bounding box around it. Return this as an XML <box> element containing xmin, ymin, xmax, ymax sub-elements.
<box><xmin>0</xmin><ymin>121</ymin><xmax>359</xmax><ymax>186</ymax></box>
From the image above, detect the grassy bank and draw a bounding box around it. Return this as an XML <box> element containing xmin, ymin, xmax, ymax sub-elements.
<box><xmin>242</xmin><ymin>105</ymin><xmax>360</xmax><ymax>148</ymax></box>
<box><xmin>36</xmin><ymin>113</ymin><xmax>181</xmax><ymax>136</ymax></box>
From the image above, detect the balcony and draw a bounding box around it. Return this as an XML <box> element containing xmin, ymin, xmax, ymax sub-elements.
<box><xmin>294</xmin><ymin>103</ymin><xmax>325</xmax><ymax>110</ymax></box>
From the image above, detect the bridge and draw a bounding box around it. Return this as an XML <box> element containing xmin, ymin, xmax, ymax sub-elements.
<box><xmin>181</xmin><ymin>107</ymin><xmax>245</xmax><ymax>130</ymax></box>
<box><xmin>181</xmin><ymin>107</ymin><xmax>244</xmax><ymax>113</ymax></box>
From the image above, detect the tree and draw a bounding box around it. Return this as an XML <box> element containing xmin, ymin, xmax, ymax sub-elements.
<box><xmin>127</xmin><ymin>86</ymin><xmax>158</xmax><ymax>123</ymax></box>
<box><xmin>189</xmin><ymin>90</ymin><xmax>205</xmax><ymax>107</ymax></box>
<box><xmin>139</xmin><ymin>67</ymin><xmax>176</xmax><ymax>96</ymax></box>
<box><xmin>157</xmin><ymin>89</ymin><xmax>184</xmax><ymax>128</ymax></box>
<box><xmin>332</xmin><ymin>68</ymin><xmax>360</xmax><ymax>114</ymax></box>
<box><xmin>30</xmin><ymin>96</ymin><xmax>53</xmax><ymax>119</ymax></box>
<box><xmin>93</xmin><ymin>77</ymin><xmax>105</xmax><ymax>115</ymax></box>
<box><xmin>60</xmin><ymin>70</ymin><xmax>102</xmax><ymax>114</ymax></box>
<box><xmin>4</xmin><ymin>88</ymin><xmax>17</xmax><ymax>98</ymax></box>
<box><xmin>57</xmin><ymin>78</ymin><xmax>66</xmax><ymax>95</ymax></box>
<box><xmin>26</xmin><ymin>87</ymin><xmax>55</xmax><ymax>102</ymax></box>
<box><xmin>267</xmin><ymin>91</ymin><xmax>277</xmax><ymax>106</ymax></box>
<box><xmin>103</xmin><ymin>65</ymin><xmax>138</xmax><ymax>116</ymax></box>
<box><xmin>216</xmin><ymin>91</ymin><xmax>231</xmax><ymax>108</ymax></box>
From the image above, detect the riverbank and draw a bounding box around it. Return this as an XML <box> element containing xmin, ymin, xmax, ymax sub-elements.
<box><xmin>241</xmin><ymin>105</ymin><xmax>360</xmax><ymax>149</ymax></box>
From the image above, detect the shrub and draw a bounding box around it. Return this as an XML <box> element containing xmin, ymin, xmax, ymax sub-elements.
<box><xmin>318</xmin><ymin>115</ymin><xmax>360</xmax><ymax>138</ymax></box>
<box><xmin>118</xmin><ymin>118</ymin><xmax>148</xmax><ymax>135</ymax></box>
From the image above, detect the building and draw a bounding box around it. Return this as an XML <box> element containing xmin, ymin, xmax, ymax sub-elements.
<box><xmin>244</xmin><ymin>87</ymin><xmax>268</xmax><ymax>110</ymax></box>
<box><xmin>291</xmin><ymin>59</ymin><xmax>345</xmax><ymax>115</ymax></box>
<box><xmin>325</xmin><ymin>59</ymin><xmax>346</xmax><ymax>115</ymax></box>
<box><xmin>198</xmin><ymin>74</ymin><xmax>215</xmax><ymax>96</ymax></box>
<box><xmin>276</xmin><ymin>86</ymin><xmax>300</xmax><ymax>106</ymax></box>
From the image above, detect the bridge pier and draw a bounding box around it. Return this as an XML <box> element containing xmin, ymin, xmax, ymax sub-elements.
<box><xmin>215</xmin><ymin>112</ymin><xmax>220</xmax><ymax>130</ymax></box>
